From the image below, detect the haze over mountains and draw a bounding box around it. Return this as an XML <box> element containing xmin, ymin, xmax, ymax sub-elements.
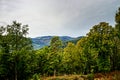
<box><xmin>31</xmin><ymin>36</ymin><xmax>83</xmax><ymax>49</ymax></box>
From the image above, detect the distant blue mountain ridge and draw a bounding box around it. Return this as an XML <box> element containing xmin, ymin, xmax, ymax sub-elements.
<box><xmin>31</xmin><ymin>36</ymin><xmax>83</xmax><ymax>49</ymax></box>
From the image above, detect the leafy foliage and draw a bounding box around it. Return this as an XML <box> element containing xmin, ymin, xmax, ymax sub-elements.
<box><xmin>0</xmin><ymin>21</ymin><xmax>35</xmax><ymax>80</ymax></box>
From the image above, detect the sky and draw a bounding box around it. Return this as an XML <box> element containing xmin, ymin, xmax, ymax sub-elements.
<box><xmin>0</xmin><ymin>0</ymin><xmax>120</xmax><ymax>38</ymax></box>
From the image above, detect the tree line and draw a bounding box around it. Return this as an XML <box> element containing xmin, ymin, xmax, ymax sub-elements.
<box><xmin>0</xmin><ymin>8</ymin><xmax>120</xmax><ymax>80</ymax></box>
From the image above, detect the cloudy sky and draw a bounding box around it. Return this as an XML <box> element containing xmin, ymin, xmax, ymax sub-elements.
<box><xmin>0</xmin><ymin>0</ymin><xmax>120</xmax><ymax>38</ymax></box>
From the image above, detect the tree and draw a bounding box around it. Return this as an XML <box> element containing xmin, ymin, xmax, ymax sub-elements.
<box><xmin>63</xmin><ymin>42</ymin><xmax>77</xmax><ymax>74</ymax></box>
<box><xmin>50</xmin><ymin>36</ymin><xmax>62</xmax><ymax>53</ymax></box>
<box><xmin>86</xmin><ymin>22</ymin><xmax>113</xmax><ymax>72</ymax></box>
<box><xmin>75</xmin><ymin>37</ymin><xmax>86</xmax><ymax>74</ymax></box>
<box><xmin>115</xmin><ymin>8</ymin><xmax>120</xmax><ymax>34</ymax></box>
<box><xmin>80</xmin><ymin>37</ymin><xmax>97</xmax><ymax>74</ymax></box>
<box><xmin>35</xmin><ymin>46</ymin><xmax>50</xmax><ymax>75</ymax></box>
<box><xmin>111</xmin><ymin>7</ymin><xmax>120</xmax><ymax>70</ymax></box>
<box><xmin>49</xmin><ymin>36</ymin><xmax>63</xmax><ymax>76</ymax></box>
<box><xmin>0</xmin><ymin>21</ymin><xmax>35</xmax><ymax>80</ymax></box>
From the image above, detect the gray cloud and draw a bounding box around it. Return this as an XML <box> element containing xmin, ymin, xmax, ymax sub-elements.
<box><xmin>0</xmin><ymin>0</ymin><xmax>120</xmax><ymax>37</ymax></box>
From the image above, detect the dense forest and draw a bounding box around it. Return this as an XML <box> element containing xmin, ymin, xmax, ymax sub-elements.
<box><xmin>0</xmin><ymin>7</ymin><xmax>120</xmax><ymax>80</ymax></box>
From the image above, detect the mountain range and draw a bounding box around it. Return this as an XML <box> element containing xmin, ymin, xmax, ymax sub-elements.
<box><xmin>31</xmin><ymin>36</ymin><xmax>83</xmax><ymax>49</ymax></box>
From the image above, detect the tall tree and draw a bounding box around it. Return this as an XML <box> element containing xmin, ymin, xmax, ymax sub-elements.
<box><xmin>0</xmin><ymin>21</ymin><xmax>35</xmax><ymax>80</ymax></box>
<box><xmin>76</xmin><ymin>37</ymin><xmax>87</xmax><ymax>74</ymax></box>
<box><xmin>111</xmin><ymin>7</ymin><xmax>120</xmax><ymax>70</ymax></box>
<box><xmin>49</xmin><ymin>36</ymin><xmax>63</xmax><ymax>76</ymax></box>
<box><xmin>63</xmin><ymin>42</ymin><xmax>77</xmax><ymax>74</ymax></box>
<box><xmin>35</xmin><ymin>46</ymin><xmax>50</xmax><ymax>75</ymax></box>
<box><xmin>87</xmin><ymin>22</ymin><xmax>113</xmax><ymax>72</ymax></box>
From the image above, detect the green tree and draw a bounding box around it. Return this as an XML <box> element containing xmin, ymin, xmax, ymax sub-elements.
<box><xmin>80</xmin><ymin>37</ymin><xmax>97</xmax><ymax>74</ymax></box>
<box><xmin>63</xmin><ymin>42</ymin><xmax>76</xmax><ymax>74</ymax></box>
<box><xmin>87</xmin><ymin>22</ymin><xmax>113</xmax><ymax>72</ymax></box>
<box><xmin>63</xmin><ymin>41</ymin><xmax>85</xmax><ymax>74</ymax></box>
<box><xmin>111</xmin><ymin>7</ymin><xmax>120</xmax><ymax>70</ymax></box>
<box><xmin>49</xmin><ymin>36</ymin><xmax>63</xmax><ymax>76</ymax></box>
<box><xmin>35</xmin><ymin>46</ymin><xmax>50</xmax><ymax>76</ymax></box>
<box><xmin>0</xmin><ymin>21</ymin><xmax>35</xmax><ymax>80</ymax></box>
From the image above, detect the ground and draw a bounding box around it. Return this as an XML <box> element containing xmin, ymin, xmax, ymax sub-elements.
<box><xmin>40</xmin><ymin>71</ymin><xmax>120</xmax><ymax>80</ymax></box>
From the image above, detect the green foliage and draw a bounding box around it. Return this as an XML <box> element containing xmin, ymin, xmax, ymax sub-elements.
<box><xmin>35</xmin><ymin>37</ymin><xmax>63</xmax><ymax>76</ymax></box>
<box><xmin>49</xmin><ymin>36</ymin><xmax>63</xmax><ymax>76</ymax></box>
<box><xmin>35</xmin><ymin>46</ymin><xmax>50</xmax><ymax>75</ymax></box>
<box><xmin>63</xmin><ymin>42</ymin><xmax>77</xmax><ymax>74</ymax></box>
<box><xmin>86</xmin><ymin>22</ymin><xmax>113</xmax><ymax>72</ymax></box>
<box><xmin>87</xmin><ymin>73</ymin><xmax>94</xmax><ymax>80</ymax></box>
<box><xmin>31</xmin><ymin>73</ymin><xmax>40</xmax><ymax>80</ymax></box>
<box><xmin>0</xmin><ymin>21</ymin><xmax>35</xmax><ymax>80</ymax></box>
<box><xmin>112</xmin><ymin>7</ymin><xmax>120</xmax><ymax>71</ymax></box>
<box><xmin>50</xmin><ymin>36</ymin><xmax>62</xmax><ymax>53</ymax></box>
<box><xmin>115</xmin><ymin>8</ymin><xmax>120</xmax><ymax>24</ymax></box>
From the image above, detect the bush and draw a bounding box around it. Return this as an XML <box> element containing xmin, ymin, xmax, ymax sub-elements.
<box><xmin>87</xmin><ymin>73</ymin><xmax>94</xmax><ymax>80</ymax></box>
<box><xmin>32</xmin><ymin>74</ymin><xmax>40</xmax><ymax>80</ymax></box>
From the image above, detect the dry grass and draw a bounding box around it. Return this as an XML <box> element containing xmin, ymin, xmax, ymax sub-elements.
<box><xmin>94</xmin><ymin>71</ymin><xmax>120</xmax><ymax>80</ymax></box>
<box><xmin>41</xmin><ymin>75</ymin><xmax>84</xmax><ymax>80</ymax></box>
<box><xmin>40</xmin><ymin>71</ymin><xmax>120</xmax><ymax>80</ymax></box>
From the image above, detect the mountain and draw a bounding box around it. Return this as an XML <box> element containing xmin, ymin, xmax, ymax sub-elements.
<box><xmin>31</xmin><ymin>36</ymin><xmax>83</xmax><ymax>49</ymax></box>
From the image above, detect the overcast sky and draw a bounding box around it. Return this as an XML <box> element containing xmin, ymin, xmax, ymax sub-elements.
<box><xmin>0</xmin><ymin>0</ymin><xmax>120</xmax><ymax>38</ymax></box>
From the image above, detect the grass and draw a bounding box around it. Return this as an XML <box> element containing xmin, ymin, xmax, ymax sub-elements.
<box><xmin>41</xmin><ymin>75</ymin><xmax>84</xmax><ymax>80</ymax></box>
<box><xmin>38</xmin><ymin>71</ymin><xmax>120</xmax><ymax>80</ymax></box>
<box><xmin>94</xmin><ymin>71</ymin><xmax>120</xmax><ymax>80</ymax></box>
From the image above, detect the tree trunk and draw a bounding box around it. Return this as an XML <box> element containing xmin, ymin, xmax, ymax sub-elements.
<box><xmin>15</xmin><ymin>57</ymin><xmax>17</xmax><ymax>80</ymax></box>
<box><xmin>15</xmin><ymin>67</ymin><xmax>17</xmax><ymax>80</ymax></box>
<box><xmin>54</xmin><ymin>69</ymin><xmax>56</xmax><ymax>77</ymax></box>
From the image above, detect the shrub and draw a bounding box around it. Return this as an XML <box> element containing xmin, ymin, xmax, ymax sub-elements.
<box><xmin>87</xmin><ymin>73</ymin><xmax>94</xmax><ymax>80</ymax></box>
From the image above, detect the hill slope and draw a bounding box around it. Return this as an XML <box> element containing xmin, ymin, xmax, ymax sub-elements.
<box><xmin>31</xmin><ymin>36</ymin><xmax>83</xmax><ymax>49</ymax></box>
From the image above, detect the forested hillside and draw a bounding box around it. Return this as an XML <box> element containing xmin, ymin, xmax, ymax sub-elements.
<box><xmin>31</xmin><ymin>36</ymin><xmax>81</xmax><ymax>49</ymax></box>
<box><xmin>32</xmin><ymin>36</ymin><xmax>83</xmax><ymax>49</ymax></box>
<box><xmin>0</xmin><ymin>7</ymin><xmax>120</xmax><ymax>80</ymax></box>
